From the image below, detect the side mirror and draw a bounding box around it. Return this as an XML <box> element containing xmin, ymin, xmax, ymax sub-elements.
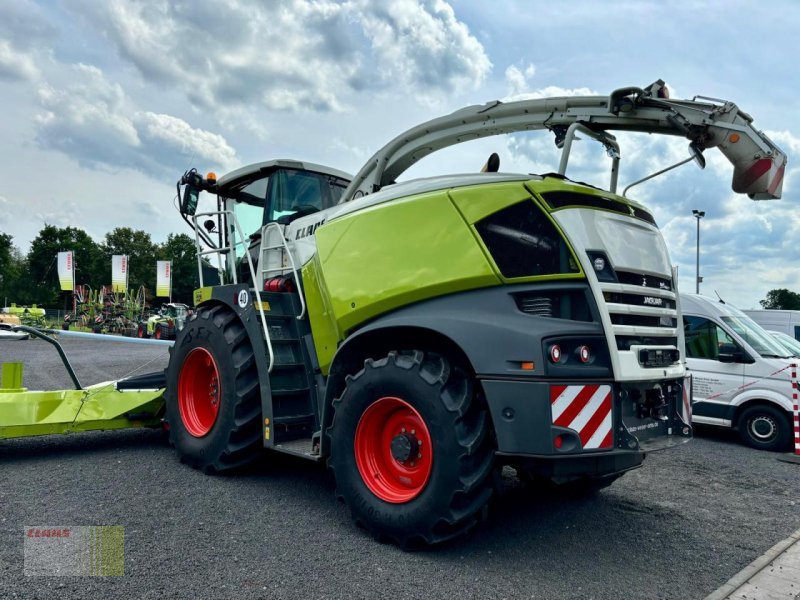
<box><xmin>181</xmin><ymin>185</ymin><xmax>199</xmax><ymax>216</ymax></box>
<box><xmin>718</xmin><ymin>342</ymin><xmax>749</xmax><ymax>363</ymax></box>
<box><xmin>689</xmin><ymin>142</ymin><xmax>706</xmax><ymax>170</ymax></box>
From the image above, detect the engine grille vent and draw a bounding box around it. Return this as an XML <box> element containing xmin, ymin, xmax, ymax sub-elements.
<box><xmin>517</xmin><ymin>296</ymin><xmax>553</xmax><ymax>317</ymax></box>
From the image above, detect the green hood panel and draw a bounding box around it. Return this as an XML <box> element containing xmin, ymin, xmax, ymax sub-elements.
<box><xmin>310</xmin><ymin>188</ymin><xmax>504</xmax><ymax>369</ymax></box>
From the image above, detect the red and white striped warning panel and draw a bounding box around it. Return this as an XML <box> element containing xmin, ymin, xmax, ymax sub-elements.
<box><xmin>682</xmin><ymin>375</ymin><xmax>692</xmax><ymax>424</ymax></box>
<box><xmin>550</xmin><ymin>384</ymin><xmax>613</xmax><ymax>449</ymax></box>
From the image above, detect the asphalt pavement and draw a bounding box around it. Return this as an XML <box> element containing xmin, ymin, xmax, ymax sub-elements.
<box><xmin>1</xmin><ymin>337</ymin><xmax>799</xmax><ymax>599</ymax></box>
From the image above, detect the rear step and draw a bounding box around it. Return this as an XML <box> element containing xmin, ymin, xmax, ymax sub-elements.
<box><xmin>273</xmin><ymin>436</ymin><xmax>322</xmax><ymax>461</ymax></box>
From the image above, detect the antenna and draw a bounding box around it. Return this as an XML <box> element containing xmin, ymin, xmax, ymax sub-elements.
<box><xmin>714</xmin><ymin>290</ymin><xmax>726</xmax><ymax>304</ymax></box>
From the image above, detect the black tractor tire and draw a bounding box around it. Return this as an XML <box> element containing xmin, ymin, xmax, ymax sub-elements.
<box><xmin>328</xmin><ymin>350</ymin><xmax>494</xmax><ymax>547</ymax></box>
<box><xmin>165</xmin><ymin>304</ymin><xmax>263</xmax><ymax>473</ymax></box>
<box><xmin>737</xmin><ymin>404</ymin><xmax>792</xmax><ymax>452</ymax></box>
<box><xmin>137</xmin><ymin>324</ymin><xmax>148</xmax><ymax>339</ymax></box>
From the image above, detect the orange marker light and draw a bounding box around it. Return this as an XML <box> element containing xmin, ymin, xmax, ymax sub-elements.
<box><xmin>728</xmin><ymin>133</ymin><xmax>740</xmax><ymax>143</ymax></box>
<box><xmin>520</xmin><ymin>361</ymin><xmax>535</xmax><ymax>371</ymax></box>
<box><xmin>206</xmin><ymin>171</ymin><xmax>217</xmax><ymax>183</ymax></box>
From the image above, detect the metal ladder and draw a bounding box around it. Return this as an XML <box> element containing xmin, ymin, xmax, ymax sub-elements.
<box><xmin>258</xmin><ymin>222</ymin><xmax>307</xmax><ymax>320</ymax></box>
<box><xmin>191</xmin><ymin>210</ymin><xmax>275</xmax><ymax>372</ymax></box>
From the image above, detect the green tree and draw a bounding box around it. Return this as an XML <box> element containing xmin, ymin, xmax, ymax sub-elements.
<box><xmin>759</xmin><ymin>288</ymin><xmax>800</xmax><ymax>310</ymax></box>
<box><xmin>26</xmin><ymin>225</ymin><xmax>105</xmax><ymax>308</ymax></box>
<box><xmin>0</xmin><ymin>233</ymin><xmax>25</xmax><ymax>305</ymax></box>
<box><xmin>102</xmin><ymin>228</ymin><xmax>158</xmax><ymax>295</ymax></box>
<box><xmin>157</xmin><ymin>233</ymin><xmax>199</xmax><ymax>304</ymax></box>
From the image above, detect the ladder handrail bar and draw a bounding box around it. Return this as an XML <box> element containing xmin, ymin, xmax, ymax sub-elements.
<box><xmin>191</xmin><ymin>210</ymin><xmax>275</xmax><ymax>373</ymax></box>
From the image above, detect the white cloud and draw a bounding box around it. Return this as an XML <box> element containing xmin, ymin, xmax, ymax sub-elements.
<box><xmin>134</xmin><ymin>112</ymin><xmax>238</xmax><ymax>173</ymax></box>
<box><xmin>503</xmin><ymin>85</ymin><xmax>597</xmax><ymax>103</ymax></box>
<box><xmin>504</xmin><ymin>62</ymin><xmax>536</xmax><ymax>96</ymax></box>
<box><xmin>34</xmin><ymin>63</ymin><xmax>238</xmax><ymax>178</ymax></box>
<box><xmin>0</xmin><ymin>1</ymin><xmax>54</xmax><ymax>48</ymax></box>
<box><xmin>0</xmin><ymin>40</ymin><xmax>40</xmax><ymax>81</ymax></box>
<box><xmin>357</xmin><ymin>0</ymin><xmax>492</xmax><ymax>97</ymax></box>
<box><xmin>76</xmin><ymin>0</ymin><xmax>490</xmax><ymax>113</ymax></box>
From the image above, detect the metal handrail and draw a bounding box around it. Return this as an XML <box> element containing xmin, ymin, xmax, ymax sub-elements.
<box><xmin>191</xmin><ymin>211</ymin><xmax>229</xmax><ymax>287</ymax></box>
<box><xmin>260</xmin><ymin>222</ymin><xmax>307</xmax><ymax>320</ymax></box>
<box><xmin>558</xmin><ymin>122</ymin><xmax>621</xmax><ymax>193</ymax></box>
<box><xmin>191</xmin><ymin>210</ymin><xmax>275</xmax><ymax>373</ymax></box>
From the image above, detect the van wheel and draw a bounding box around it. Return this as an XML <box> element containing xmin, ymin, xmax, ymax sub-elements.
<box><xmin>737</xmin><ymin>404</ymin><xmax>791</xmax><ymax>451</ymax></box>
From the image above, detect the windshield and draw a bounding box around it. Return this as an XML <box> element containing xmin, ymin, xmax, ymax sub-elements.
<box><xmin>720</xmin><ymin>315</ymin><xmax>793</xmax><ymax>358</ymax></box>
<box><xmin>768</xmin><ymin>330</ymin><xmax>800</xmax><ymax>358</ymax></box>
<box><xmin>268</xmin><ymin>169</ymin><xmax>348</xmax><ymax>222</ymax></box>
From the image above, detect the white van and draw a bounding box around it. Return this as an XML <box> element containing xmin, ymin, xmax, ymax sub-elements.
<box><xmin>742</xmin><ymin>309</ymin><xmax>800</xmax><ymax>341</ymax></box>
<box><xmin>681</xmin><ymin>294</ymin><xmax>795</xmax><ymax>451</ymax></box>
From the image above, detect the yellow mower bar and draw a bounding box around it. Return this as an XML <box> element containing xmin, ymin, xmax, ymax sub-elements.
<box><xmin>0</xmin><ymin>363</ymin><xmax>165</xmax><ymax>440</ymax></box>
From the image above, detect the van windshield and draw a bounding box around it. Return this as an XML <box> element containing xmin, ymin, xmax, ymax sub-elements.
<box><xmin>720</xmin><ymin>316</ymin><xmax>793</xmax><ymax>358</ymax></box>
<box><xmin>768</xmin><ymin>330</ymin><xmax>800</xmax><ymax>358</ymax></box>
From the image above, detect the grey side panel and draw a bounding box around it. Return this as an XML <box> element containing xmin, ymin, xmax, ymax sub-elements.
<box><xmin>341</xmin><ymin>283</ymin><xmax>604</xmax><ymax>378</ymax></box>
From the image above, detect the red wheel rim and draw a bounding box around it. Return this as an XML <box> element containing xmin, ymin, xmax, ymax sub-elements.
<box><xmin>354</xmin><ymin>396</ymin><xmax>433</xmax><ymax>503</ymax></box>
<box><xmin>178</xmin><ymin>348</ymin><xmax>221</xmax><ymax>437</ymax></box>
<box><xmin>154</xmin><ymin>327</ymin><xmax>161</xmax><ymax>339</ymax></box>
<box><xmin>137</xmin><ymin>326</ymin><xmax>144</xmax><ymax>338</ymax></box>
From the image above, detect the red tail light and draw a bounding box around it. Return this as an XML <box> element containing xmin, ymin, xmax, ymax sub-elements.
<box><xmin>578</xmin><ymin>345</ymin><xmax>591</xmax><ymax>363</ymax></box>
<box><xmin>264</xmin><ymin>277</ymin><xmax>296</xmax><ymax>293</ymax></box>
<box><xmin>549</xmin><ymin>344</ymin><xmax>562</xmax><ymax>363</ymax></box>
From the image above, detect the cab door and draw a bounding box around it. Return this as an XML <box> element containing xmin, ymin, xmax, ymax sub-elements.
<box><xmin>683</xmin><ymin>315</ymin><xmax>745</xmax><ymax>422</ymax></box>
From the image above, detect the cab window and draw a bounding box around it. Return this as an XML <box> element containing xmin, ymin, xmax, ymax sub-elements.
<box><xmin>227</xmin><ymin>176</ymin><xmax>270</xmax><ymax>257</ymax></box>
<box><xmin>683</xmin><ymin>316</ymin><xmax>737</xmax><ymax>360</ymax></box>
<box><xmin>267</xmin><ymin>169</ymin><xmax>348</xmax><ymax>222</ymax></box>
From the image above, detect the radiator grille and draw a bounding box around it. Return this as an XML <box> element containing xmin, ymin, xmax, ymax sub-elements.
<box><xmin>600</xmin><ymin>269</ymin><xmax>678</xmax><ymax>352</ymax></box>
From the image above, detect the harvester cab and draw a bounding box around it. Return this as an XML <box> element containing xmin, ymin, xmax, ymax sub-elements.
<box><xmin>178</xmin><ymin>161</ymin><xmax>351</xmax><ymax>292</ymax></box>
<box><xmin>161</xmin><ymin>79</ymin><xmax>786</xmax><ymax>546</ymax></box>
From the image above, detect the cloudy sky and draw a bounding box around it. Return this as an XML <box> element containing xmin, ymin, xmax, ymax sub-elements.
<box><xmin>1</xmin><ymin>0</ymin><xmax>797</xmax><ymax>309</ymax></box>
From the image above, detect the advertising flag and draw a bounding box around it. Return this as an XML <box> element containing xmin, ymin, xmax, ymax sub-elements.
<box><xmin>111</xmin><ymin>255</ymin><xmax>128</xmax><ymax>292</ymax></box>
<box><xmin>156</xmin><ymin>261</ymin><xmax>172</xmax><ymax>299</ymax></box>
<box><xmin>57</xmin><ymin>251</ymin><xmax>75</xmax><ymax>291</ymax></box>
